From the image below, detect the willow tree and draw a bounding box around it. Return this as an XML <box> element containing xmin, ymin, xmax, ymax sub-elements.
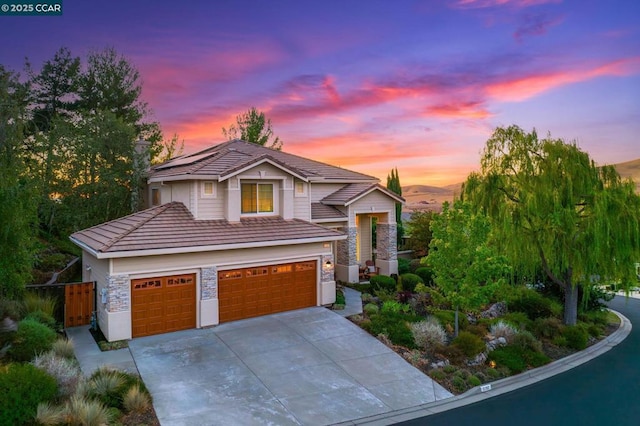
<box><xmin>464</xmin><ymin>125</ymin><xmax>640</xmax><ymax>325</ymax></box>
<box><xmin>426</xmin><ymin>200</ymin><xmax>510</xmax><ymax>336</ymax></box>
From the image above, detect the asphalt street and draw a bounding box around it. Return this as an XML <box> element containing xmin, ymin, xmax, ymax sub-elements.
<box><xmin>398</xmin><ymin>296</ymin><xmax>640</xmax><ymax>426</ymax></box>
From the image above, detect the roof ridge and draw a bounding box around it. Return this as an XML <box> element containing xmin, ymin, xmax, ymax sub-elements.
<box><xmin>100</xmin><ymin>202</ymin><xmax>180</xmax><ymax>251</ymax></box>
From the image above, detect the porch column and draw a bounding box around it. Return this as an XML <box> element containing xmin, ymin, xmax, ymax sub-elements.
<box><xmin>336</xmin><ymin>226</ymin><xmax>359</xmax><ymax>283</ymax></box>
<box><xmin>376</xmin><ymin>222</ymin><xmax>398</xmax><ymax>276</ymax></box>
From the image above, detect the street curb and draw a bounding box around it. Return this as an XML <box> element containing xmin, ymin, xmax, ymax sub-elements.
<box><xmin>339</xmin><ymin>309</ymin><xmax>631</xmax><ymax>426</ymax></box>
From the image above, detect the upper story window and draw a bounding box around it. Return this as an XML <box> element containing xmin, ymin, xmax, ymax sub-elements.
<box><xmin>241</xmin><ymin>183</ymin><xmax>273</xmax><ymax>214</ymax></box>
<box><xmin>151</xmin><ymin>188</ymin><xmax>161</xmax><ymax>206</ymax></box>
<box><xmin>202</xmin><ymin>181</ymin><xmax>215</xmax><ymax>198</ymax></box>
<box><xmin>295</xmin><ymin>181</ymin><xmax>307</xmax><ymax>197</ymax></box>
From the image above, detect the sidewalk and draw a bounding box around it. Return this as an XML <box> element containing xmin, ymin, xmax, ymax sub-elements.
<box><xmin>65</xmin><ymin>326</ymin><xmax>138</xmax><ymax>376</ymax></box>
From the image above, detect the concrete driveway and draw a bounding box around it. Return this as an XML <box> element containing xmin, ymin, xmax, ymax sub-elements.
<box><xmin>128</xmin><ymin>307</ymin><xmax>452</xmax><ymax>425</ymax></box>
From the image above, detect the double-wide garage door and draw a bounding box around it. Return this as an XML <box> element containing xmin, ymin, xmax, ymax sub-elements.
<box><xmin>218</xmin><ymin>261</ymin><xmax>317</xmax><ymax>323</ymax></box>
<box><xmin>131</xmin><ymin>274</ymin><xmax>196</xmax><ymax>338</ymax></box>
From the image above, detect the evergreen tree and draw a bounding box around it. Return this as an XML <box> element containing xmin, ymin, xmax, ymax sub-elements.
<box><xmin>386</xmin><ymin>167</ymin><xmax>404</xmax><ymax>247</ymax></box>
<box><xmin>0</xmin><ymin>67</ymin><xmax>37</xmax><ymax>298</ymax></box>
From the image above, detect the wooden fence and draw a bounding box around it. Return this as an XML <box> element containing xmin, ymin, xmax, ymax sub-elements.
<box><xmin>26</xmin><ymin>281</ymin><xmax>95</xmax><ymax>328</ymax></box>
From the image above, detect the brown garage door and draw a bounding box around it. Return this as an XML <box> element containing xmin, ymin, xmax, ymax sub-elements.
<box><xmin>218</xmin><ymin>261</ymin><xmax>317</xmax><ymax>323</ymax></box>
<box><xmin>131</xmin><ymin>273</ymin><xmax>196</xmax><ymax>338</ymax></box>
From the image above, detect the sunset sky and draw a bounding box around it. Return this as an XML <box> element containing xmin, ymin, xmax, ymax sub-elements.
<box><xmin>1</xmin><ymin>0</ymin><xmax>638</xmax><ymax>186</ymax></box>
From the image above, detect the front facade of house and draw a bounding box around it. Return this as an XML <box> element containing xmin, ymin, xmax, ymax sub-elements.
<box><xmin>71</xmin><ymin>140</ymin><xmax>402</xmax><ymax>341</ymax></box>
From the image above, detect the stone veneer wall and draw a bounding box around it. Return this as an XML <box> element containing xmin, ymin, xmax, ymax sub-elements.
<box><xmin>321</xmin><ymin>254</ymin><xmax>335</xmax><ymax>282</ymax></box>
<box><xmin>201</xmin><ymin>266</ymin><xmax>218</xmax><ymax>299</ymax></box>
<box><xmin>376</xmin><ymin>223</ymin><xmax>397</xmax><ymax>261</ymax></box>
<box><xmin>106</xmin><ymin>274</ymin><xmax>130</xmax><ymax>312</ymax></box>
<box><xmin>337</xmin><ymin>226</ymin><xmax>357</xmax><ymax>266</ymax></box>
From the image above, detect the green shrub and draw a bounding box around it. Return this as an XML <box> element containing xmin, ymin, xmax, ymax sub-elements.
<box><xmin>507</xmin><ymin>287</ymin><xmax>561</xmax><ymax>320</ymax></box>
<box><xmin>373</xmin><ymin>288</ymin><xmax>397</xmax><ymax>302</ymax></box>
<box><xmin>429</xmin><ymin>369</ymin><xmax>446</xmax><ymax>380</ymax></box>
<box><xmin>363</xmin><ymin>303</ymin><xmax>379</xmax><ymax>316</ymax></box>
<box><xmin>488</xmin><ymin>345</ymin><xmax>550</xmax><ymax>374</ymax></box>
<box><xmin>486</xmin><ymin>368</ymin><xmax>501</xmax><ymax>379</ymax></box>
<box><xmin>466</xmin><ymin>324</ymin><xmax>488</xmax><ymax>338</ymax></box>
<box><xmin>380</xmin><ymin>300</ymin><xmax>411</xmax><ymax>314</ymax></box>
<box><xmin>400</xmin><ymin>273</ymin><xmax>424</xmax><ymax>292</ymax></box>
<box><xmin>369</xmin><ymin>275</ymin><xmax>397</xmax><ymax>292</ymax></box>
<box><xmin>8</xmin><ymin>318</ymin><xmax>57</xmax><ymax>362</ymax></box>
<box><xmin>89</xmin><ymin>368</ymin><xmax>128</xmax><ymax>409</ymax></box>
<box><xmin>532</xmin><ymin>317</ymin><xmax>564</xmax><ymax>339</ymax></box>
<box><xmin>398</xmin><ymin>258</ymin><xmax>410</xmax><ymax>274</ymax></box>
<box><xmin>501</xmin><ymin>312</ymin><xmax>532</xmax><ymax>331</ymax></box>
<box><xmin>443</xmin><ymin>364</ymin><xmax>457</xmax><ymax>374</ymax></box>
<box><xmin>414</xmin><ymin>267</ymin><xmax>433</xmax><ymax>286</ymax></box>
<box><xmin>0</xmin><ymin>363</ymin><xmax>58</xmax><ymax>425</ymax></box>
<box><xmin>562</xmin><ymin>325</ymin><xmax>588</xmax><ymax>350</ymax></box>
<box><xmin>335</xmin><ymin>289</ymin><xmax>345</xmax><ymax>305</ymax></box>
<box><xmin>511</xmin><ymin>331</ymin><xmax>543</xmax><ymax>353</ymax></box>
<box><xmin>25</xmin><ymin>310</ymin><xmax>57</xmax><ymax>329</ymax></box>
<box><xmin>552</xmin><ymin>335</ymin><xmax>568</xmax><ymax>347</ymax></box>
<box><xmin>361</xmin><ymin>311</ymin><xmax>421</xmax><ymax>348</ymax></box>
<box><xmin>468</xmin><ymin>375</ymin><xmax>482</xmax><ymax>387</ymax></box>
<box><xmin>452</xmin><ymin>375</ymin><xmax>467</xmax><ymax>393</ymax></box>
<box><xmin>409</xmin><ymin>259</ymin><xmax>422</xmax><ymax>272</ymax></box>
<box><xmin>451</xmin><ymin>331</ymin><xmax>486</xmax><ymax>358</ymax></box>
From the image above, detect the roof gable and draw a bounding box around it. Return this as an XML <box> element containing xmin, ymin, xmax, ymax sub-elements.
<box><xmin>321</xmin><ymin>183</ymin><xmax>404</xmax><ymax>206</ymax></box>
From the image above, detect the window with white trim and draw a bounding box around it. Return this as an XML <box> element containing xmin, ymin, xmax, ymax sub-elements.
<box><xmin>241</xmin><ymin>183</ymin><xmax>274</xmax><ymax>214</ymax></box>
<box><xmin>202</xmin><ymin>181</ymin><xmax>215</xmax><ymax>198</ymax></box>
<box><xmin>295</xmin><ymin>181</ymin><xmax>307</xmax><ymax>197</ymax></box>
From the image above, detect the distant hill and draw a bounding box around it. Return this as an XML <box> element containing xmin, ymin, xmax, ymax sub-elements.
<box><xmin>401</xmin><ymin>158</ymin><xmax>640</xmax><ymax>213</ymax></box>
<box><xmin>613</xmin><ymin>158</ymin><xmax>640</xmax><ymax>192</ymax></box>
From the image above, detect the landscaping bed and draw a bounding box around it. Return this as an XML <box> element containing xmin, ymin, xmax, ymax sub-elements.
<box><xmin>346</xmin><ymin>275</ymin><xmax>620</xmax><ymax>395</ymax></box>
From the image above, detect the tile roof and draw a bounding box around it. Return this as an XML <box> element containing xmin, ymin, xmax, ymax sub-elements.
<box><xmin>311</xmin><ymin>203</ymin><xmax>347</xmax><ymax>221</ymax></box>
<box><xmin>149</xmin><ymin>139</ymin><xmax>378</xmax><ymax>182</ymax></box>
<box><xmin>321</xmin><ymin>183</ymin><xmax>405</xmax><ymax>206</ymax></box>
<box><xmin>70</xmin><ymin>202</ymin><xmax>345</xmax><ymax>255</ymax></box>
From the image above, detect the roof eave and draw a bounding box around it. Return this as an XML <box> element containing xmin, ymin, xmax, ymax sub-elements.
<box><xmin>84</xmin><ymin>234</ymin><xmax>347</xmax><ymax>259</ymax></box>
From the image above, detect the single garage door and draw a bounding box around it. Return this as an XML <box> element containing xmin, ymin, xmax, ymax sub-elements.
<box><xmin>218</xmin><ymin>261</ymin><xmax>317</xmax><ymax>323</ymax></box>
<box><xmin>131</xmin><ymin>273</ymin><xmax>196</xmax><ymax>337</ymax></box>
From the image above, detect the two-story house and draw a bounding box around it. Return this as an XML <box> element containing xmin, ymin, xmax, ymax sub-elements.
<box><xmin>70</xmin><ymin>139</ymin><xmax>403</xmax><ymax>341</ymax></box>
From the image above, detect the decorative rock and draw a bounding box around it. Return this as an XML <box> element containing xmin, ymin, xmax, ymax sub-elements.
<box><xmin>430</xmin><ymin>360</ymin><xmax>450</xmax><ymax>369</ymax></box>
<box><xmin>467</xmin><ymin>352</ymin><xmax>487</xmax><ymax>366</ymax></box>
<box><xmin>481</xmin><ymin>302</ymin><xmax>507</xmax><ymax>319</ymax></box>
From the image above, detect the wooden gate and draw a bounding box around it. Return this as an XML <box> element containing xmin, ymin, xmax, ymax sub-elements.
<box><xmin>64</xmin><ymin>282</ymin><xmax>95</xmax><ymax>327</ymax></box>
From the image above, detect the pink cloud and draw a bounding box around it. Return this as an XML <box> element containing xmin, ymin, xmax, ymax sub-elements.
<box><xmin>425</xmin><ymin>101</ymin><xmax>493</xmax><ymax>119</ymax></box>
<box><xmin>486</xmin><ymin>57</ymin><xmax>640</xmax><ymax>102</ymax></box>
